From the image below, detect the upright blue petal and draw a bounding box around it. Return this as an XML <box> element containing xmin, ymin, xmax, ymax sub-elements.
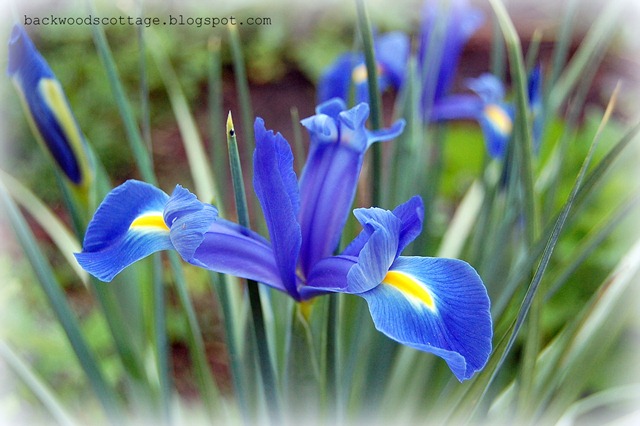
<box><xmin>419</xmin><ymin>0</ymin><xmax>484</xmax><ymax>107</ymax></box>
<box><xmin>297</xmin><ymin>100</ymin><xmax>404</xmax><ymax>277</ymax></box>
<box><xmin>342</xmin><ymin>195</ymin><xmax>424</xmax><ymax>257</ymax></box>
<box><xmin>317</xmin><ymin>32</ymin><xmax>410</xmax><ymax>104</ymax></box>
<box><xmin>7</xmin><ymin>25</ymin><xmax>93</xmax><ymax>189</ymax></box>
<box><xmin>528</xmin><ymin>64</ymin><xmax>544</xmax><ymax>152</ymax></box>
<box><xmin>253</xmin><ymin>118</ymin><xmax>302</xmax><ymax>299</ymax></box>
<box><xmin>75</xmin><ymin>180</ymin><xmax>173</xmax><ymax>282</ymax></box>
<box><xmin>375</xmin><ymin>32</ymin><xmax>410</xmax><ymax>90</ymax></box>
<box><xmin>317</xmin><ymin>52</ymin><xmax>359</xmax><ymax>104</ymax></box>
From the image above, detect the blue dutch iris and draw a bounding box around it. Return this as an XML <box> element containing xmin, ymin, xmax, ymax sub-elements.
<box><xmin>7</xmin><ymin>25</ymin><xmax>93</xmax><ymax>190</ymax></box>
<box><xmin>431</xmin><ymin>66</ymin><xmax>544</xmax><ymax>158</ymax></box>
<box><xmin>432</xmin><ymin>74</ymin><xmax>514</xmax><ymax>158</ymax></box>
<box><xmin>76</xmin><ymin>99</ymin><xmax>492</xmax><ymax>381</ymax></box>
<box><xmin>317</xmin><ymin>32</ymin><xmax>410</xmax><ymax>105</ymax></box>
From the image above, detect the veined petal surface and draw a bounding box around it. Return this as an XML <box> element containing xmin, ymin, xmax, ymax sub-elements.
<box><xmin>360</xmin><ymin>256</ymin><xmax>492</xmax><ymax>381</ymax></box>
<box><xmin>253</xmin><ymin>118</ymin><xmax>302</xmax><ymax>298</ymax></box>
<box><xmin>75</xmin><ymin>180</ymin><xmax>172</xmax><ymax>282</ymax></box>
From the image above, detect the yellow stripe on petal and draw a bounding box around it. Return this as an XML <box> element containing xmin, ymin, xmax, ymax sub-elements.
<box><xmin>39</xmin><ymin>78</ymin><xmax>94</xmax><ymax>188</ymax></box>
<box><xmin>130</xmin><ymin>213</ymin><xmax>170</xmax><ymax>232</ymax></box>
<box><xmin>484</xmin><ymin>104</ymin><xmax>513</xmax><ymax>136</ymax></box>
<box><xmin>351</xmin><ymin>63</ymin><xmax>384</xmax><ymax>84</ymax></box>
<box><xmin>383</xmin><ymin>270</ymin><xmax>435</xmax><ymax>311</ymax></box>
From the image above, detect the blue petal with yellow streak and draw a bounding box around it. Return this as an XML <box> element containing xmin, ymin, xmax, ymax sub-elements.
<box><xmin>7</xmin><ymin>25</ymin><xmax>93</xmax><ymax>189</ymax></box>
<box><xmin>361</xmin><ymin>256</ymin><xmax>492</xmax><ymax>382</ymax></box>
<box><xmin>303</xmin><ymin>197</ymin><xmax>492</xmax><ymax>381</ymax></box>
<box><xmin>75</xmin><ymin>180</ymin><xmax>173</xmax><ymax>282</ymax></box>
<box><xmin>76</xmin><ymin>180</ymin><xmax>285</xmax><ymax>291</ymax></box>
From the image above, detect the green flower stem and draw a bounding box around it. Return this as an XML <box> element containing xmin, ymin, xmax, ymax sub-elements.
<box><xmin>489</xmin><ymin>0</ymin><xmax>536</xmax><ymax>245</ymax></box>
<box><xmin>0</xmin><ymin>184</ymin><xmax>120</xmax><ymax>423</ymax></box>
<box><xmin>168</xmin><ymin>253</ymin><xmax>222</xmax><ymax>416</ymax></box>
<box><xmin>356</xmin><ymin>0</ymin><xmax>383</xmax><ymax>206</ymax></box>
<box><xmin>0</xmin><ymin>340</ymin><xmax>78</xmax><ymax>426</ymax></box>
<box><xmin>227</xmin><ymin>113</ymin><xmax>281</xmax><ymax>419</ymax></box>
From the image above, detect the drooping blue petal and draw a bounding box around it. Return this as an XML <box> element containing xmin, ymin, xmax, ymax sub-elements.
<box><xmin>433</xmin><ymin>74</ymin><xmax>513</xmax><ymax>159</ymax></box>
<box><xmin>359</xmin><ymin>256</ymin><xmax>492</xmax><ymax>381</ymax></box>
<box><xmin>253</xmin><ymin>118</ymin><xmax>302</xmax><ymax>299</ymax></box>
<box><xmin>303</xmin><ymin>200</ymin><xmax>492</xmax><ymax>380</ymax></box>
<box><xmin>297</xmin><ymin>101</ymin><xmax>404</xmax><ymax>277</ymax></box>
<box><xmin>75</xmin><ymin>180</ymin><xmax>173</xmax><ymax>282</ymax></box>
<box><xmin>7</xmin><ymin>25</ymin><xmax>92</xmax><ymax>188</ymax></box>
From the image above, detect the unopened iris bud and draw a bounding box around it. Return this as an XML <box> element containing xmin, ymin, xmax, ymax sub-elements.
<box><xmin>7</xmin><ymin>25</ymin><xmax>93</xmax><ymax>191</ymax></box>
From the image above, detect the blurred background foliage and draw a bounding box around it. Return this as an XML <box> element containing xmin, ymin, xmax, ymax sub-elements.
<box><xmin>1</xmin><ymin>0</ymin><xmax>639</xmax><ymax>422</ymax></box>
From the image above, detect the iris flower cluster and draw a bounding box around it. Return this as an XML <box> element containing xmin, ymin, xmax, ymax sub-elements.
<box><xmin>9</xmin><ymin>20</ymin><xmax>493</xmax><ymax>382</ymax></box>
<box><xmin>75</xmin><ymin>99</ymin><xmax>492</xmax><ymax>381</ymax></box>
<box><xmin>319</xmin><ymin>0</ymin><xmax>543</xmax><ymax>159</ymax></box>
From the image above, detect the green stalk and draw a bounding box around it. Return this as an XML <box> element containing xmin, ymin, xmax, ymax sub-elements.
<box><xmin>489</xmin><ymin>0</ymin><xmax>536</xmax><ymax>245</ymax></box>
<box><xmin>446</xmin><ymin>82</ymin><xmax>619</xmax><ymax>424</ymax></box>
<box><xmin>168</xmin><ymin>254</ymin><xmax>222</xmax><ymax>415</ymax></box>
<box><xmin>290</xmin><ymin>107</ymin><xmax>306</xmax><ymax>173</ymax></box>
<box><xmin>0</xmin><ymin>340</ymin><xmax>78</xmax><ymax>426</ymax></box>
<box><xmin>226</xmin><ymin>113</ymin><xmax>281</xmax><ymax>419</ymax></box>
<box><xmin>228</xmin><ymin>25</ymin><xmax>255</xmax><ymax>149</ymax></box>
<box><xmin>209</xmin><ymin>272</ymin><xmax>248</xmax><ymax>414</ymax></box>
<box><xmin>152</xmin><ymin>255</ymin><xmax>171</xmax><ymax>424</ymax></box>
<box><xmin>356</xmin><ymin>0</ymin><xmax>383</xmax><ymax>206</ymax></box>
<box><xmin>208</xmin><ymin>36</ymin><xmax>229</xmax><ymax>208</ymax></box>
<box><xmin>89</xmin><ymin>4</ymin><xmax>156</xmax><ymax>185</ymax></box>
<box><xmin>0</xmin><ymin>184</ymin><xmax>120</xmax><ymax>423</ymax></box>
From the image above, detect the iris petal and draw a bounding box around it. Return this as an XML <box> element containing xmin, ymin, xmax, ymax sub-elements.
<box><xmin>8</xmin><ymin>25</ymin><xmax>92</xmax><ymax>188</ymax></box>
<box><xmin>479</xmin><ymin>103</ymin><xmax>514</xmax><ymax>158</ymax></box>
<box><xmin>297</xmin><ymin>102</ymin><xmax>404</xmax><ymax>277</ymax></box>
<box><xmin>189</xmin><ymin>219</ymin><xmax>285</xmax><ymax>292</ymax></box>
<box><xmin>317</xmin><ymin>53</ymin><xmax>359</xmax><ymax>104</ymax></box>
<box><xmin>374</xmin><ymin>32</ymin><xmax>410</xmax><ymax>90</ymax></box>
<box><xmin>420</xmin><ymin>0</ymin><xmax>485</xmax><ymax>103</ymax></box>
<box><xmin>342</xmin><ymin>196</ymin><xmax>423</xmax><ymax>257</ymax></box>
<box><xmin>360</xmin><ymin>256</ymin><xmax>492</xmax><ymax>381</ymax></box>
<box><xmin>165</xmin><ymin>185</ymin><xmax>218</xmax><ymax>262</ymax></box>
<box><xmin>344</xmin><ymin>207</ymin><xmax>401</xmax><ymax>293</ymax></box>
<box><xmin>253</xmin><ymin>118</ymin><xmax>302</xmax><ymax>299</ymax></box>
<box><xmin>75</xmin><ymin>180</ymin><xmax>172</xmax><ymax>282</ymax></box>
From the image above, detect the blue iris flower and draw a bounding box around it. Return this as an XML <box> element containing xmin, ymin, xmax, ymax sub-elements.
<box><xmin>317</xmin><ymin>32</ymin><xmax>410</xmax><ymax>105</ymax></box>
<box><xmin>7</xmin><ymin>25</ymin><xmax>93</xmax><ymax>190</ymax></box>
<box><xmin>76</xmin><ymin>100</ymin><xmax>492</xmax><ymax>381</ymax></box>
<box><xmin>431</xmin><ymin>66</ymin><xmax>544</xmax><ymax>158</ymax></box>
